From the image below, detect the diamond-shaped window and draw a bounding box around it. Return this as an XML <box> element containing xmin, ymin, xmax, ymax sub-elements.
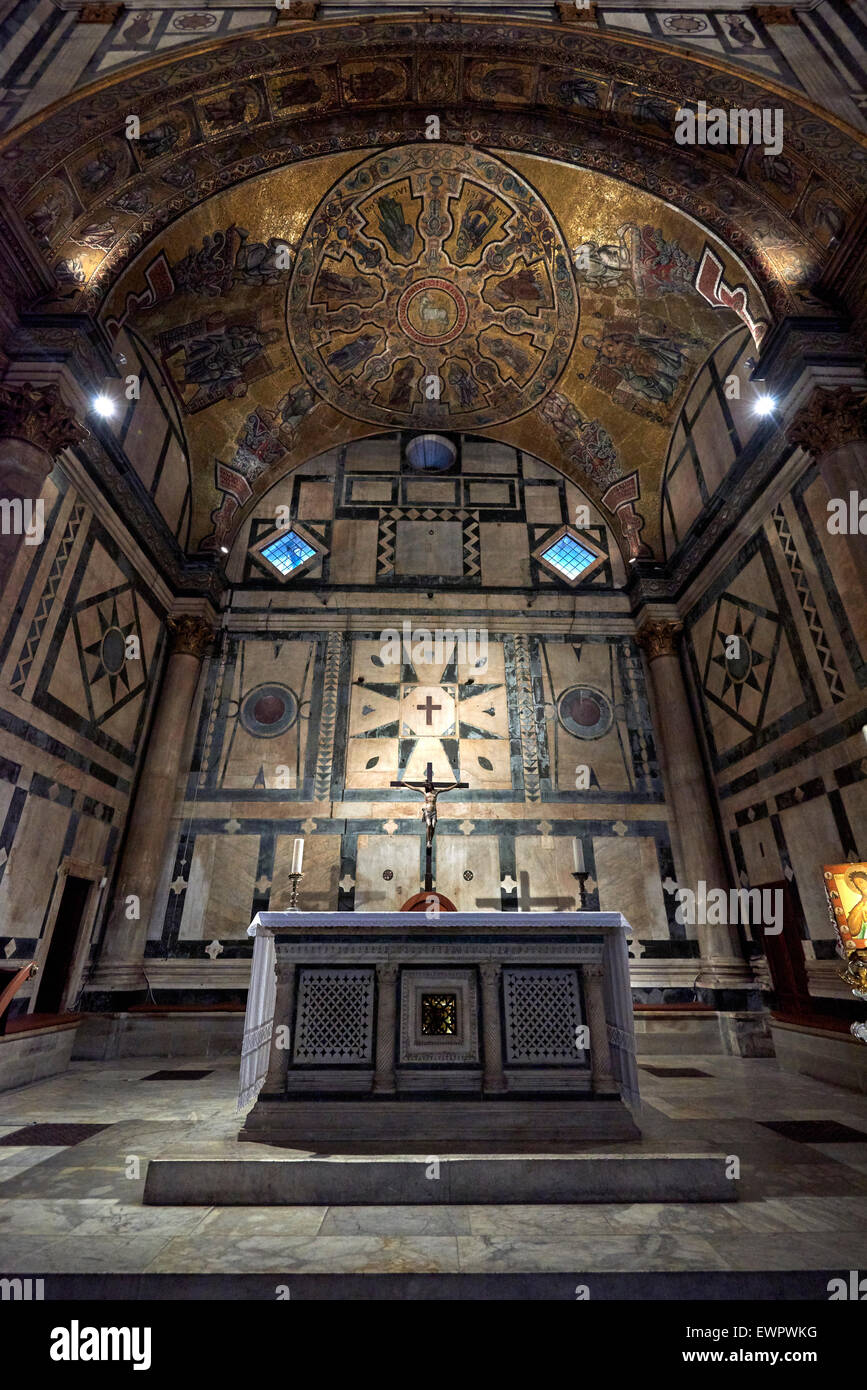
<box><xmin>261</xmin><ymin>530</ymin><xmax>316</xmax><ymax>576</ymax></box>
<box><xmin>250</xmin><ymin>521</ymin><xmax>325</xmax><ymax>582</ymax></box>
<box><xmin>533</xmin><ymin>526</ymin><xmax>605</xmax><ymax>586</ymax></box>
<box><xmin>542</xmin><ymin>533</ymin><xmax>595</xmax><ymax>581</ymax></box>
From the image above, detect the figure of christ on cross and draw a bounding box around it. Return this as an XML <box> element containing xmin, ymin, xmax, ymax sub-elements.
<box><xmin>391</xmin><ymin>761</ymin><xmax>469</xmax><ymax>893</ymax></box>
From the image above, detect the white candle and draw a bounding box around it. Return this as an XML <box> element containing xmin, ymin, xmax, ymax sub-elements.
<box><xmin>572</xmin><ymin>837</ymin><xmax>585</xmax><ymax>874</ymax></box>
<box><xmin>291</xmin><ymin>837</ymin><xmax>304</xmax><ymax>874</ymax></box>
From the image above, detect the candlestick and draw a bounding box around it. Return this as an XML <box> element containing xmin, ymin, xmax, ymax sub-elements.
<box><xmin>291</xmin><ymin>837</ymin><xmax>304</xmax><ymax>874</ymax></box>
<box><xmin>571</xmin><ymin>871</ymin><xmax>589</xmax><ymax>911</ymax></box>
<box><xmin>287</xmin><ymin>872</ymin><xmax>303</xmax><ymax>912</ymax></box>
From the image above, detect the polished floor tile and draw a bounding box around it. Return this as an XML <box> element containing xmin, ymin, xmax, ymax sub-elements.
<box><xmin>0</xmin><ymin>1052</ymin><xmax>864</xmax><ymax>1275</ymax></box>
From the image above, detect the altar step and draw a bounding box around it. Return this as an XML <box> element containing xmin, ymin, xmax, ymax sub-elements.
<box><xmin>238</xmin><ymin>1097</ymin><xmax>640</xmax><ymax>1150</ymax></box>
<box><xmin>144</xmin><ymin>1152</ymin><xmax>734</xmax><ymax>1206</ymax></box>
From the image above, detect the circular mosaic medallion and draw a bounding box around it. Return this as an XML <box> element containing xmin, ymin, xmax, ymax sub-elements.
<box><xmin>239</xmin><ymin>683</ymin><xmax>298</xmax><ymax>738</ymax></box>
<box><xmin>557</xmin><ymin>685</ymin><xmax>613</xmax><ymax>740</ymax></box>
<box><xmin>397</xmin><ymin>277</ymin><xmax>468</xmax><ymax>345</ymax></box>
<box><xmin>289</xmin><ymin>143</ymin><xmax>579</xmax><ymax>430</ymax></box>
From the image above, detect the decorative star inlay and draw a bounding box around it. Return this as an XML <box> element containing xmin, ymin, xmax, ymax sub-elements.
<box><xmin>583</xmin><ymin>876</ymin><xmax>597</xmax><ymax>893</ymax></box>
<box><xmin>536</xmin><ymin>820</ymin><xmax>553</xmax><ymax>837</ymax></box>
<box><xmin>301</xmin><ymin>817</ymin><xmax>317</xmax><ymax>835</ymax></box>
<box><xmin>612</xmin><ymin>821</ymin><xmax>627</xmax><ymax>837</ymax></box>
<box><xmin>205</xmin><ymin>939</ymin><xmax>223</xmax><ymax>960</ymax></box>
<box><xmin>703</xmin><ymin>593</ymin><xmax>780</xmax><ymax>733</ymax></box>
<box><xmin>459</xmin><ymin>820</ymin><xmax>475</xmax><ymax>836</ymax></box>
<box><xmin>170</xmin><ymin>876</ymin><xmax>187</xmax><ymax>896</ymax></box>
<box><xmin>501</xmin><ymin>874</ymin><xmax>518</xmax><ymax>893</ymax></box>
<box><xmin>82</xmin><ymin>595</ymin><xmax>137</xmax><ymax>703</ymax></box>
<box><xmin>383</xmin><ymin>819</ymin><xmax>399</xmax><ymax>836</ymax></box>
<box><xmin>662</xmin><ymin>876</ymin><xmax>679</xmax><ymax>895</ymax></box>
<box><xmin>349</xmin><ymin>641</ymin><xmax>507</xmax><ymax>790</ymax></box>
<box><xmin>338</xmin><ymin>874</ymin><xmax>356</xmax><ymax>893</ymax></box>
<box><xmin>3</xmin><ymin>938</ymin><xmax>16</xmax><ymax>958</ymax></box>
<box><xmin>255</xmin><ymin>875</ymin><xmax>272</xmax><ymax>895</ymax></box>
<box><xmin>224</xmin><ymin>819</ymin><xmax>241</xmax><ymax>834</ymax></box>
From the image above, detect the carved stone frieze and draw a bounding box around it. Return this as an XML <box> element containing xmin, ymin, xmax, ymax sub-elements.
<box><xmin>787</xmin><ymin>385</ymin><xmax>867</xmax><ymax>457</ymax></box>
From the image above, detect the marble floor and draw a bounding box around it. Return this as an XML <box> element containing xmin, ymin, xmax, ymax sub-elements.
<box><xmin>1</xmin><ymin>1054</ymin><xmax>866</xmax><ymax>1295</ymax></box>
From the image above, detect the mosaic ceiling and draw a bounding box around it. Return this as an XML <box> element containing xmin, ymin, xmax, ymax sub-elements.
<box><xmin>290</xmin><ymin>145</ymin><xmax>579</xmax><ymax>432</ymax></box>
<box><xmin>98</xmin><ymin>146</ymin><xmax>765</xmax><ymax>558</ymax></box>
<box><xmin>1</xmin><ymin>14</ymin><xmax>864</xmax><ymax>568</ymax></box>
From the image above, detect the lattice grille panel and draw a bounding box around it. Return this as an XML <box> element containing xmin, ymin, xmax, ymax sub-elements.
<box><xmin>503</xmin><ymin>967</ymin><xmax>583</xmax><ymax>1065</ymax></box>
<box><xmin>292</xmin><ymin>968</ymin><xmax>375</xmax><ymax>1065</ymax></box>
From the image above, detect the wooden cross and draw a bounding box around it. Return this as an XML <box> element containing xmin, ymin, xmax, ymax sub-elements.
<box><xmin>390</xmin><ymin>761</ymin><xmax>469</xmax><ymax>892</ymax></box>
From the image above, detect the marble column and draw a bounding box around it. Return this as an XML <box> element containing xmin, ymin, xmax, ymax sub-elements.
<box><xmin>636</xmin><ymin>618</ymin><xmax>743</xmax><ymax>978</ymax></box>
<box><xmin>788</xmin><ymin>385</ymin><xmax>867</xmax><ymax>595</ymax></box>
<box><xmin>101</xmin><ymin>615</ymin><xmax>214</xmax><ymax>973</ymax></box>
<box><xmin>262</xmin><ymin>961</ymin><xmax>296</xmax><ymax>1095</ymax></box>
<box><xmin>479</xmin><ymin>960</ymin><xmax>506</xmax><ymax>1093</ymax></box>
<box><xmin>0</xmin><ymin>382</ymin><xmax>86</xmax><ymax>594</ymax></box>
<box><xmin>582</xmin><ymin>962</ymin><xmax>616</xmax><ymax>1095</ymax></box>
<box><xmin>373</xmin><ymin>962</ymin><xmax>398</xmax><ymax>1094</ymax></box>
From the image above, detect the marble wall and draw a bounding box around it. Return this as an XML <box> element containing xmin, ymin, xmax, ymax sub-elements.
<box><xmin>0</xmin><ymin>458</ymin><xmax>168</xmax><ymax>1013</ymax></box>
<box><xmin>142</xmin><ymin>435</ymin><xmax>690</xmax><ymax>1001</ymax></box>
<box><xmin>683</xmin><ymin>455</ymin><xmax>867</xmax><ymax>998</ymax></box>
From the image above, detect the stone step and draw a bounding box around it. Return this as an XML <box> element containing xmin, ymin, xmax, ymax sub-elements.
<box><xmin>238</xmin><ymin>1097</ymin><xmax>640</xmax><ymax>1149</ymax></box>
<box><xmin>144</xmin><ymin>1151</ymin><xmax>734</xmax><ymax>1206</ymax></box>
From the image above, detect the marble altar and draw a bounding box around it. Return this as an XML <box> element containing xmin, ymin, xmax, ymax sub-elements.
<box><xmin>238</xmin><ymin>911</ymin><xmax>640</xmax><ymax>1150</ymax></box>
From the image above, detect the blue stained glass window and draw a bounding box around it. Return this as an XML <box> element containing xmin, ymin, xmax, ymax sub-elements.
<box><xmin>260</xmin><ymin>530</ymin><xmax>317</xmax><ymax>576</ymax></box>
<box><xmin>541</xmin><ymin>532</ymin><xmax>596</xmax><ymax>582</ymax></box>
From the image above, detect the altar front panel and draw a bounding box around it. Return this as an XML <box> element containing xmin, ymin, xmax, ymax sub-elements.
<box><xmin>240</xmin><ymin>912</ymin><xmax>639</xmax><ymax>1111</ymax></box>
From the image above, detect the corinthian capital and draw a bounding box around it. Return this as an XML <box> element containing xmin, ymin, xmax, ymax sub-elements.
<box><xmin>167</xmin><ymin>615</ymin><xmax>214</xmax><ymax>659</ymax></box>
<box><xmin>0</xmin><ymin>382</ymin><xmax>87</xmax><ymax>459</ymax></box>
<box><xmin>787</xmin><ymin>385</ymin><xmax>867</xmax><ymax>457</ymax></box>
<box><xmin>636</xmin><ymin>619</ymin><xmax>683</xmax><ymax>661</ymax></box>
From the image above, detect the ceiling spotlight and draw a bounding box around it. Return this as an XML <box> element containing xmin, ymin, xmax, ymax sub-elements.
<box><xmin>219</xmin><ymin>545</ymin><xmax>229</xmax><ymax>555</ymax></box>
<box><xmin>92</xmin><ymin>394</ymin><xmax>116</xmax><ymax>418</ymax></box>
<box><xmin>754</xmin><ymin>394</ymin><xmax>777</xmax><ymax>416</ymax></box>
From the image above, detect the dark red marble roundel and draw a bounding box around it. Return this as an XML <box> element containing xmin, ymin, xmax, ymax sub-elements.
<box><xmin>570</xmin><ymin>695</ymin><xmax>600</xmax><ymax>726</ymax></box>
<box><xmin>253</xmin><ymin>694</ymin><xmax>285</xmax><ymax>725</ymax></box>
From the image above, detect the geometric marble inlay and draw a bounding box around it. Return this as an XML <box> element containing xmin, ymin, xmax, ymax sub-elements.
<box><xmin>702</xmin><ymin>592</ymin><xmax>780</xmax><ymax>732</ymax></box>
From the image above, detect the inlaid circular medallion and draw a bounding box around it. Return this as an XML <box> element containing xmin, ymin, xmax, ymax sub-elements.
<box><xmin>557</xmin><ymin>685</ymin><xmax>613</xmax><ymax>740</ymax></box>
<box><xmin>397</xmin><ymin>278</ymin><xmax>468</xmax><ymax>345</ymax></box>
<box><xmin>289</xmin><ymin>143</ymin><xmax>579</xmax><ymax>430</ymax></box>
<box><xmin>240</xmin><ymin>683</ymin><xmax>299</xmax><ymax>738</ymax></box>
<box><xmin>100</xmin><ymin>627</ymin><xmax>126</xmax><ymax>674</ymax></box>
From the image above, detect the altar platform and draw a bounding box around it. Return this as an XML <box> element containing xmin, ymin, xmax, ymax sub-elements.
<box><xmin>236</xmin><ymin>910</ymin><xmax>641</xmax><ymax>1151</ymax></box>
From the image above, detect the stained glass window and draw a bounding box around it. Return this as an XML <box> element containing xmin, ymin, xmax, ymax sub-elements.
<box><xmin>421</xmin><ymin>993</ymin><xmax>457</xmax><ymax>1035</ymax></box>
<box><xmin>259</xmin><ymin>529</ymin><xmax>317</xmax><ymax>577</ymax></box>
<box><xmin>541</xmin><ymin>532</ymin><xmax>596</xmax><ymax>582</ymax></box>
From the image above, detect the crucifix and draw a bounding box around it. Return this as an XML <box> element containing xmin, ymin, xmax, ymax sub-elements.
<box><xmin>391</xmin><ymin>761</ymin><xmax>468</xmax><ymax>892</ymax></box>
